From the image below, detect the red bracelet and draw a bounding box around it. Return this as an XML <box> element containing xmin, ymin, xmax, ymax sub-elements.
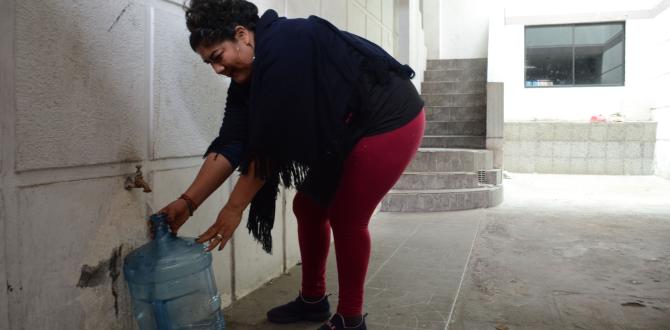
<box><xmin>179</xmin><ymin>193</ymin><xmax>197</xmax><ymax>216</ymax></box>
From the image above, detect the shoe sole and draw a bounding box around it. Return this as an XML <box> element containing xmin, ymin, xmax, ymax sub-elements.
<box><xmin>267</xmin><ymin>311</ymin><xmax>332</xmax><ymax>324</ymax></box>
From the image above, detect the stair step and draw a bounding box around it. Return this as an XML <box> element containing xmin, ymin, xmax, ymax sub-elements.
<box><xmin>422</xmin><ymin>135</ymin><xmax>486</xmax><ymax>149</ymax></box>
<box><xmin>422</xmin><ymin>81</ymin><xmax>486</xmax><ymax>94</ymax></box>
<box><xmin>425</xmin><ymin>121</ymin><xmax>485</xmax><ymax>135</ymax></box>
<box><xmin>423</xmin><ymin>94</ymin><xmax>486</xmax><ymax>107</ymax></box>
<box><xmin>425</xmin><ymin>106</ymin><xmax>486</xmax><ymax>121</ymax></box>
<box><xmin>394</xmin><ymin>172</ymin><xmax>481</xmax><ymax>190</ymax></box>
<box><xmin>381</xmin><ymin>185</ymin><xmax>503</xmax><ymax>212</ymax></box>
<box><xmin>407</xmin><ymin>148</ymin><xmax>493</xmax><ymax>172</ymax></box>
<box><xmin>424</xmin><ymin>68</ymin><xmax>487</xmax><ymax>82</ymax></box>
<box><xmin>427</xmin><ymin>58</ymin><xmax>487</xmax><ymax>70</ymax></box>
<box><xmin>383</xmin><ymin>58</ymin><xmax>502</xmax><ymax>213</ymax></box>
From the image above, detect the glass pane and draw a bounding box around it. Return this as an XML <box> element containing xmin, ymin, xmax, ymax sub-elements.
<box><xmin>574</xmin><ymin>23</ymin><xmax>624</xmax><ymax>85</ymax></box>
<box><xmin>601</xmin><ymin>66</ymin><xmax>624</xmax><ymax>85</ymax></box>
<box><xmin>525</xmin><ymin>26</ymin><xmax>573</xmax><ymax>86</ymax></box>
<box><xmin>575</xmin><ymin>23</ymin><xmax>623</xmax><ymax>45</ymax></box>
<box><xmin>526</xmin><ymin>26</ymin><xmax>572</xmax><ymax>47</ymax></box>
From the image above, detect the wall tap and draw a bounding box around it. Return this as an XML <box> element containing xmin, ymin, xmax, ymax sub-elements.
<box><xmin>125</xmin><ymin>165</ymin><xmax>152</xmax><ymax>193</ymax></box>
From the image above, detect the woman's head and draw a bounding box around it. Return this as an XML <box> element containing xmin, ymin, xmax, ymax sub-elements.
<box><xmin>185</xmin><ymin>0</ymin><xmax>259</xmax><ymax>83</ymax></box>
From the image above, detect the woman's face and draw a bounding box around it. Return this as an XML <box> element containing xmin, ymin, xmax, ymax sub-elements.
<box><xmin>196</xmin><ymin>26</ymin><xmax>255</xmax><ymax>84</ymax></box>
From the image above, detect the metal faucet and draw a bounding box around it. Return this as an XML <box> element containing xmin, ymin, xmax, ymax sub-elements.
<box><xmin>125</xmin><ymin>165</ymin><xmax>152</xmax><ymax>193</ymax></box>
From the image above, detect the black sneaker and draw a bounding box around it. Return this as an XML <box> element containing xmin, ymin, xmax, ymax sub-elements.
<box><xmin>317</xmin><ymin>313</ymin><xmax>368</xmax><ymax>330</ymax></box>
<box><xmin>266</xmin><ymin>293</ymin><xmax>332</xmax><ymax>323</ymax></box>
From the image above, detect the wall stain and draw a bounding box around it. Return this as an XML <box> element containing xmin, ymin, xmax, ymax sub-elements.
<box><xmin>76</xmin><ymin>245</ymin><xmax>124</xmax><ymax>317</ymax></box>
<box><xmin>77</xmin><ymin>261</ymin><xmax>108</xmax><ymax>288</ymax></box>
<box><xmin>109</xmin><ymin>245</ymin><xmax>123</xmax><ymax>317</ymax></box>
<box><xmin>108</xmin><ymin>3</ymin><xmax>131</xmax><ymax>32</ymax></box>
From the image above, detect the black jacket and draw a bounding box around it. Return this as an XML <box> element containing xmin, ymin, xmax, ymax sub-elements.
<box><xmin>206</xmin><ymin>9</ymin><xmax>417</xmax><ymax>253</ymax></box>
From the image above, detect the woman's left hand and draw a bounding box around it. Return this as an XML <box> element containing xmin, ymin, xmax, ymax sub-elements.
<box><xmin>196</xmin><ymin>205</ymin><xmax>243</xmax><ymax>252</ymax></box>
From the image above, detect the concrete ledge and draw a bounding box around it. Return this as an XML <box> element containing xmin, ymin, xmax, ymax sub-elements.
<box><xmin>425</xmin><ymin>106</ymin><xmax>486</xmax><ymax>122</ymax></box>
<box><xmin>423</xmin><ymin>93</ymin><xmax>487</xmax><ymax>107</ymax></box>
<box><xmin>504</xmin><ymin>122</ymin><xmax>656</xmax><ymax>175</ymax></box>
<box><xmin>424</xmin><ymin>68</ymin><xmax>487</xmax><ymax>81</ymax></box>
<box><xmin>381</xmin><ymin>185</ymin><xmax>503</xmax><ymax>212</ymax></box>
<box><xmin>422</xmin><ymin>135</ymin><xmax>486</xmax><ymax>149</ymax></box>
<box><xmin>488</xmin><ymin>184</ymin><xmax>504</xmax><ymax>207</ymax></box>
<box><xmin>425</xmin><ymin>121</ymin><xmax>485</xmax><ymax>135</ymax></box>
<box><xmin>486</xmin><ymin>82</ymin><xmax>504</xmax><ymax>169</ymax></box>
<box><xmin>394</xmin><ymin>172</ymin><xmax>480</xmax><ymax>190</ymax></box>
<box><xmin>422</xmin><ymin>81</ymin><xmax>486</xmax><ymax>94</ymax></box>
<box><xmin>484</xmin><ymin>169</ymin><xmax>503</xmax><ymax>185</ymax></box>
<box><xmin>407</xmin><ymin>148</ymin><xmax>494</xmax><ymax>172</ymax></box>
<box><xmin>505</xmin><ymin>122</ymin><xmax>656</xmax><ymax>142</ymax></box>
<box><xmin>426</xmin><ymin>58</ymin><xmax>487</xmax><ymax>70</ymax></box>
<box><xmin>486</xmin><ymin>137</ymin><xmax>504</xmax><ymax>169</ymax></box>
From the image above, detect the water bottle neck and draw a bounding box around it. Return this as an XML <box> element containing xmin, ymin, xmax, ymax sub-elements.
<box><xmin>151</xmin><ymin>214</ymin><xmax>171</xmax><ymax>240</ymax></box>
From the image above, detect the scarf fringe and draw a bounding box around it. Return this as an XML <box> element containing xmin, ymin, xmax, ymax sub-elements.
<box><xmin>244</xmin><ymin>158</ymin><xmax>312</xmax><ymax>254</ymax></box>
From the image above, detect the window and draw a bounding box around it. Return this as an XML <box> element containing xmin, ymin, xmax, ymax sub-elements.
<box><xmin>525</xmin><ymin>22</ymin><xmax>625</xmax><ymax>87</ymax></box>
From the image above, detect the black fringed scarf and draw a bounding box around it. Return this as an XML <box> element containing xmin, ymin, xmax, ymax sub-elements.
<box><xmin>238</xmin><ymin>10</ymin><xmax>415</xmax><ymax>254</ymax></box>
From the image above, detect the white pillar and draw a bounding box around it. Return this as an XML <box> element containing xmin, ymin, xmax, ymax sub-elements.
<box><xmin>396</xmin><ymin>0</ymin><xmax>410</xmax><ymax>64</ymax></box>
<box><xmin>422</xmin><ymin>0</ymin><xmax>440</xmax><ymax>59</ymax></box>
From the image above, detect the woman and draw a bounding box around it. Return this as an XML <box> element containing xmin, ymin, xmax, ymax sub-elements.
<box><xmin>158</xmin><ymin>0</ymin><xmax>425</xmax><ymax>329</ymax></box>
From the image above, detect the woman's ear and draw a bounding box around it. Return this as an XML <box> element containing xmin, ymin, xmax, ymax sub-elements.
<box><xmin>234</xmin><ymin>25</ymin><xmax>249</xmax><ymax>44</ymax></box>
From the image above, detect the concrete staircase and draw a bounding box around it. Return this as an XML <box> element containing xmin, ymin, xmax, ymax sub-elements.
<box><xmin>381</xmin><ymin>59</ymin><xmax>503</xmax><ymax>212</ymax></box>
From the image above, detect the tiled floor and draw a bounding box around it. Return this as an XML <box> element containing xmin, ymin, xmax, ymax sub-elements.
<box><xmin>223</xmin><ymin>174</ymin><xmax>670</xmax><ymax>330</ymax></box>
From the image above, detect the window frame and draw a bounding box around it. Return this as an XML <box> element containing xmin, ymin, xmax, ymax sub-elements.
<box><xmin>524</xmin><ymin>21</ymin><xmax>626</xmax><ymax>88</ymax></box>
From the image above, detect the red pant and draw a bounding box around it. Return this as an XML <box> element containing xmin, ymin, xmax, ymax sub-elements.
<box><xmin>293</xmin><ymin>110</ymin><xmax>425</xmax><ymax>316</ymax></box>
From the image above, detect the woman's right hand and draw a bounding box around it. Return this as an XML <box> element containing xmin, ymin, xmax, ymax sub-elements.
<box><xmin>156</xmin><ymin>199</ymin><xmax>191</xmax><ymax>235</ymax></box>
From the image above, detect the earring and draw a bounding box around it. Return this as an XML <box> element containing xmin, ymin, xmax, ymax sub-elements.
<box><xmin>248</xmin><ymin>44</ymin><xmax>255</xmax><ymax>61</ymax></box>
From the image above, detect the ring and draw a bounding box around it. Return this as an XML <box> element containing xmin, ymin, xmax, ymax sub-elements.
<box><xmin>215</xmin><ymin>233</ymin><xmax>224</xmax><ymax>240</ymax></box>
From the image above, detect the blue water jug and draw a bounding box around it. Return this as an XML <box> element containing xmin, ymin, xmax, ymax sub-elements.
<box><xmin>123</xmin><ymin>213</ymin><xmax>226</xmax><ymax>329</ymax></box>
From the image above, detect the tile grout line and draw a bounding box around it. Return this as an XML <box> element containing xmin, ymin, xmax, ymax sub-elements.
<box><xmin>364</xmin><ymin>224</ymin><xmax>422</xmax><ymax>286</ymax></box>
<box><xmin>445</xmin><ymin>217</ymin><xmax>483</xmax><ymax>330</ymax></box>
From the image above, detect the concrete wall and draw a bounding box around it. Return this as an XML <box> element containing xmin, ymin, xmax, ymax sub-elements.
<box><xmin>0</xmin><ymin>1</ymin><xmax>12</xmax><ymax>328</ymax></box>
<box><xmin>504</xmin><ymin>122</ymin><xmax>656</xmax><ymax>175</ymax></box>
<box><xmin>651</xmin><ymin>4</ymin><xmax>670</xmax><ymax>179</ymax></box>
<box><xmin>0</xmin><ymin>0</ymin><xmax>404</xmax><ymax>328</ymax></box>
<box><xmin>486</xmin><ymin>83</ymin><xmax>505</xmax><ymax>169</ymax></box>
<box><xmin>489</xmin><ymin>1</ymin><xmax>666</xmax><ymax>122</ymax></box>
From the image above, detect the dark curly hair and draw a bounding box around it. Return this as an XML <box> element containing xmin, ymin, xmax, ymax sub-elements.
<box><xmin>184</xmin><ymin>0</ymin><xmax>259</xmax><ymax>51</ymax></box>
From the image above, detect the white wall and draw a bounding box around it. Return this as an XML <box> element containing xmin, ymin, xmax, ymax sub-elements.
<box><xmin>422</xmin><ymin>0</ymin><xmax>440</xmax><ymax>59</ymax></box>
<box><xmin>505</xmin><ymin>0</ymin><xmax>665</xmax><ymax>21</ymax></box>
<box><xmin>411</xmin><ymin>2</ymin><xmax>427</xmax><ymax>92</ymax></box>
<box><xmin>651</xmin><ymin>4</ymin><xmax>670</xmax><ymax>179</ymax></box>
<box><xmin>489</xmin><ymin>1</ymin><xmax>665</xmax><ymax>121</ymax></box>
<box><xmin>0</xmin><ymin>0</ymin><xmax>409</xmax><ymax>328</ymax></box>
<box><xmin>397</xmin><ymin>0</ymin><xmax>427</xmax><ymax>93</ymax></box>
<box><xmin>440</xmin><ymin>0</ymin><xmax>493</xmax><ymax>59</ymax></box>
<box><xmin>282</xmin><ymin>0</ymin><xmax>396</xmax><ymax>57</ymax></box>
